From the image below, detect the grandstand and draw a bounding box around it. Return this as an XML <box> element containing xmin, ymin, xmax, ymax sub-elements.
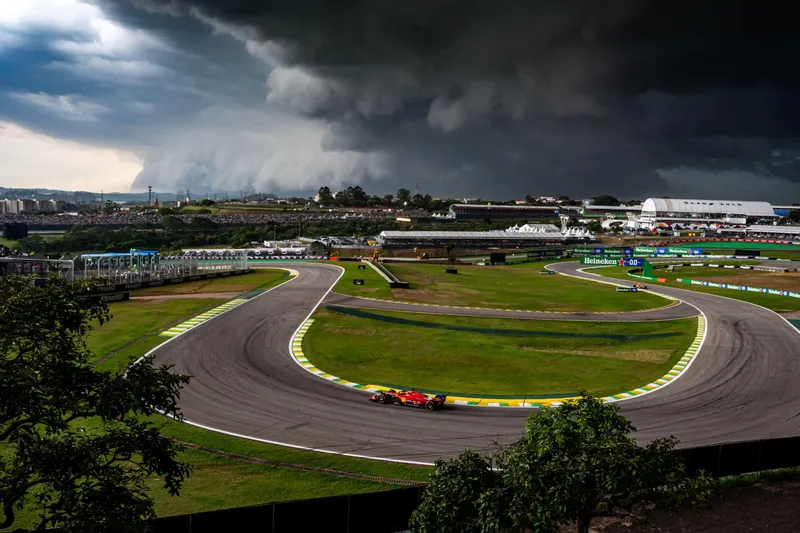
<box><xmin>0</xmin><ymin>257</ymin><xmax>74</xmax><ymax>282</ymax></box>
<box><xmin>76</xmin><ymin>249</ymin><xmax>247</xmax><ymax>285</ymax></box>
<box><xmin>379</xmin><ymin>224</ymin><xmax>591</xmax><ymax>249</ymax></box>
<box><xmin>447</xmin><ymin>204</ymin><xmax>559</xmax><ymax>220</ymax></box>
<box><xmin>739</xmin><ymin>225</ymin><xmax>800</xmax><ymax>241</ymax></box>
<box><xmin>580</xmin><ymin>205</ymin><xmax>641</xmax><ymax>219</ymax></box>
<box><xmin>638</xmin><ymin>198</ymin><xmax>779</xmax><ymax>229</ymax></box>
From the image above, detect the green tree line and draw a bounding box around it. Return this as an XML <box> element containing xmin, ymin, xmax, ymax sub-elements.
<box><xmin>15</xmin><ymin>219</ymin><xmax>531</xmax><ymax>256</ymax></box>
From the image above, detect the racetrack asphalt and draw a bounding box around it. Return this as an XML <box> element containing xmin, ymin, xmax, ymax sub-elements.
<box><xmin>152</xmin><ymin>262</ymin><xmax>800</xmax><ymax>463</ymax></box>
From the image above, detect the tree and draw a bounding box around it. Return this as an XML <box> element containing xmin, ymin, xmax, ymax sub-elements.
<box><xmin>162</xmin><ymin>215</ymin><xmax>184</xmax><ymax>229</ymax></box>
<box><xmin>349</xmin><ymin>185</ymin><xmax>368</xmax><ymax>206</ymax></box>
<box><xmin>101</xmin><ymin>200</ymin><xmax>119</xmax><ymax>215</ymax></box>
<box><xmin>200</xmin><ymin>199</ymin><xmax>215</xmax><ymax>207</ymax></box>
<box><xmin>411</xmin><ymin>394</ymin><xmax>712</xmax><ymax>533</ymax></box>
<box><xmin>0</xmin><ymin>275</ymin><xmax>191</xmax><ymax>531</ymax></box>
<box><xmin>190</xmin><ymin>216</ymin><xmax>218</xmax><ymax>229</ymax></box>
<box><xmin>586</xmin><ymin>220</ymin><xmax>604</xmax><ymax>234</ymax></box>
<box><xmin>593</xmin><ymin>195</ymin><xmax>620</xmax><ymax>206</ymax></box>
<box><xmin>409</xmin><ymin>451</ymin><xmax>499</xmax><ymax>533</ymax></box>
<box><xmin>317</xmin><ymin>186</ymin><xmax>333</xmax><ymax>205</ymax></box>
<box><xmin>396</xmin><ymin>188</ymin><xmax>411</xmax><ymax>205</ymax></box>
<box><xmin>444</xmin><ymin>243</ymin><xmax>457</xmax><ymax>267</ymax></box>
<box><xmin>500</xmin><ymin>395</ymin><xmax>687</xmax><ymax>533</ymax></box>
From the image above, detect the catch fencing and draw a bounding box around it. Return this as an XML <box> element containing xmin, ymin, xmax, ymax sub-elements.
<box><xmin>146</xmin><ymin>436</ymin><xmax>800</xmax><ymax>533</ymax></box>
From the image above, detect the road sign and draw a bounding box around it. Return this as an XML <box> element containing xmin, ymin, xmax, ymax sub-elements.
<box><xmin>615</xmin><ymin>287</ymin><xmax>638</xmax><ymax>292</ymax></box>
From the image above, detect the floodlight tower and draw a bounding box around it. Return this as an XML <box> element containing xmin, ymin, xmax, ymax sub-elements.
<box><xmin>559</xmin><ymin>214</ymin><xmax>571</xmax><ymax>234</ymax></box>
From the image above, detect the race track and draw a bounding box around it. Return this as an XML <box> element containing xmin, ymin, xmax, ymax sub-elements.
<box><xmin>152</xmin><ymin>262</ymin><xmax>800</xmax><ymax>463</ymax></box>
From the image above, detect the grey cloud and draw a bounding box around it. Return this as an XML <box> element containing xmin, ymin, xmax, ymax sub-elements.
<box><xmin>33</xmin><ymin>1</ymin><xmax>800</xmax><ymax>198</ymax></box>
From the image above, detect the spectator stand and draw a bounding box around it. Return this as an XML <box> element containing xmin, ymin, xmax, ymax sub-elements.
<box><xmin>0</xmin><ymin>256</ymin><xmax>74</xmax><ymax>282</ymax></box>
<box><xmin>76</xmin><ymin>249</ymin><xmax>247</xmax><ymax>286</ymax></box>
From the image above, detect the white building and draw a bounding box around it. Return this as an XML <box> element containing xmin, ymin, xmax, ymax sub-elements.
<box><xmin>637</xmin><ymin>198</ymin><xmax>778</xmax><ymax>230</ymax></box>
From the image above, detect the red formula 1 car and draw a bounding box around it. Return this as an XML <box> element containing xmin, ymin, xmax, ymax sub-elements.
<box><xmin>369</xmin><ymin>389</ymin><xmax>447</xmax><ymax>411</ymax></box>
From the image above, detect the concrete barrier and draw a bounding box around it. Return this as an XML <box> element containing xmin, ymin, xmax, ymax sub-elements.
<box><xmin>364</xmin><ymin>259</ymin><xmax>410</xmax><ymax>289</ymax></box>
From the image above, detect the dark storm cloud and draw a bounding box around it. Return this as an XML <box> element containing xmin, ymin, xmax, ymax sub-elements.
<box><xmin>79</xmin><ymin>1</ymin><xmax>800</xmax><ymax>197</ymax></box>
<box><xmin>0</xmin><ymin>5</ymin><xmax>266</xmax><ymax>154</ymax></box>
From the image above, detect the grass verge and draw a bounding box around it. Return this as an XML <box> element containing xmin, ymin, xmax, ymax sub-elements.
<box><xmin>155</xmin><ymin>418</ymin><xmax>432</xmax><ymax>481</ymax></box>
<box><xmin>147</xmin><ymin>448</ymin><xmax>398</xmax><ymax>520</ymax></box>
<box><xmin>134</xmin><ymin>268</ymin><xmax>290</xmax><ymax>296</ymax></box>
<box><xmin>594</xmin><ymin>265</ymin><xmax>800</xmax><ymax>313</ymax></box>
<box><xmin>87</xmin><ymin>299</ymin><xmax>223</xmax><ymax>358</ymax></box>
<box><xmin>5</xmin><ymin>441</ymin><xmax>404</xmax><ymax>531</ymax></box>
<box><xmin>332</xmin><ymin>261</ymin><xmax>670</xmax><ymax>313</ymax></box>
<box><xmin>304</xmin><ymin>307</ymin><xmax>698</xmax><ymax>397</ymax></box>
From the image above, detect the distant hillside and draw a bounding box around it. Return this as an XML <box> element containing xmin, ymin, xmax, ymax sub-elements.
<box><xmin>0</xmin><ymin>187</ymin><xmax>177</xmax><ymax>203</ymax></box>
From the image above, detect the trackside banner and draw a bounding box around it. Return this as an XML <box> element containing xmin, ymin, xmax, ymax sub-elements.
<box><xmin>635</xmin><ymin>246</ymin><xmax>703</xmax><ymax>255</ymax></box>
<box><xmin>580</xmin><ymin>257</ymin><xmax>621</xmax><ymax>266</ymax></box>
<box><xmin>581</xmin><ymin>257</ymin><xmax>649</xmax><ymax>267</ymax></box>
<box><xmin>676</xmin><ymin>278</ymin><xmax>800</xmax><ymax>298</ymax></box>
<box><xmin>572</xmin><ymin>247</ymin><xmax>632</xmax><ymax>256</ymax></box>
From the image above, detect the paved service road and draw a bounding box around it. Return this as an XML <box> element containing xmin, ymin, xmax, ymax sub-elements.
<box><xmin>152</xmin><ymin>262</ymin><xmax>800</xmax><ymax>463</ymax></box>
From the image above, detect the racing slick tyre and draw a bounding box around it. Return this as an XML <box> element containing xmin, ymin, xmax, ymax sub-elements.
<box><xmin>377</xmin><ymin>393</ymin><xmax>387</xmax><ymax>404</ymax></box>
<box><xmin>425</xmin><ymin>400</ymin><xmax>435</xmax><ymax>411</ymax></box>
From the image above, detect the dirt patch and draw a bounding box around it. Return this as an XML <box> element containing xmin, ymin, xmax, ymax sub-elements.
<box><xmin>392</xmin><ymin>288</ymin><xmax>449</xmax><ymax>302</ymax></box>
<box><xmin>585</xmin><ymin>480</ymin><xmax>800</xmax><ymax>532</ymax></box>
<box><xmin>327</xmin><ymin>328</ymin><xmax>377</xmax><ymax>336</ymax></box>
<box><xmin>516</xmin><ymin>346</ymin><xmax>672</xmax><ymax>364</ymax></box>
<box><xmin>130</xmin><ymin>292</ymin><xmax>239</xmax><ymax>301</ymax></box>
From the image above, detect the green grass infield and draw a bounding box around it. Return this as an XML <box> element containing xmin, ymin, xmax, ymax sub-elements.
<box><xmin>331</xmin><ymin>260</ymin><xmax>670</xmax><ymax>313</ymax></box>
<box><xmin>304</xmin><ymin>307</ymin><xmax>698</xmax><ymax>398</ymax></box>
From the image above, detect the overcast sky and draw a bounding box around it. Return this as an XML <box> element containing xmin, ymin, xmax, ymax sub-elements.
<box><xmin>1</xmin><ymin>0</ymin><xmax>799</xmax><ymax>200</ymax></box>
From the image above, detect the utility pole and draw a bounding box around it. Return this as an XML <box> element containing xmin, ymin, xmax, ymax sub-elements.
<box><xmin>148</xmin><ymin>185</ymin><xmax>152</xmax><ymax>207</ymax></box>
<box><xmin>186</xmin><ymin>189</ymin><xmax>191</xmax><ymax>202</ymax></box>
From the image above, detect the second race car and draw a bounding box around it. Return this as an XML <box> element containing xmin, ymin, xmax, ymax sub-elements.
<box><xmin>369</xmin><ymin>389</ymin><xmax>447</xmax><ymax>411</ymax></box>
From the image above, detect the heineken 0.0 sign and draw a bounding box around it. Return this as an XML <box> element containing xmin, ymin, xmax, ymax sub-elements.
<box><xmin>580</xmin><ymin>257</ymin><xmax>620</xmax><ymax>266</ymax></box>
